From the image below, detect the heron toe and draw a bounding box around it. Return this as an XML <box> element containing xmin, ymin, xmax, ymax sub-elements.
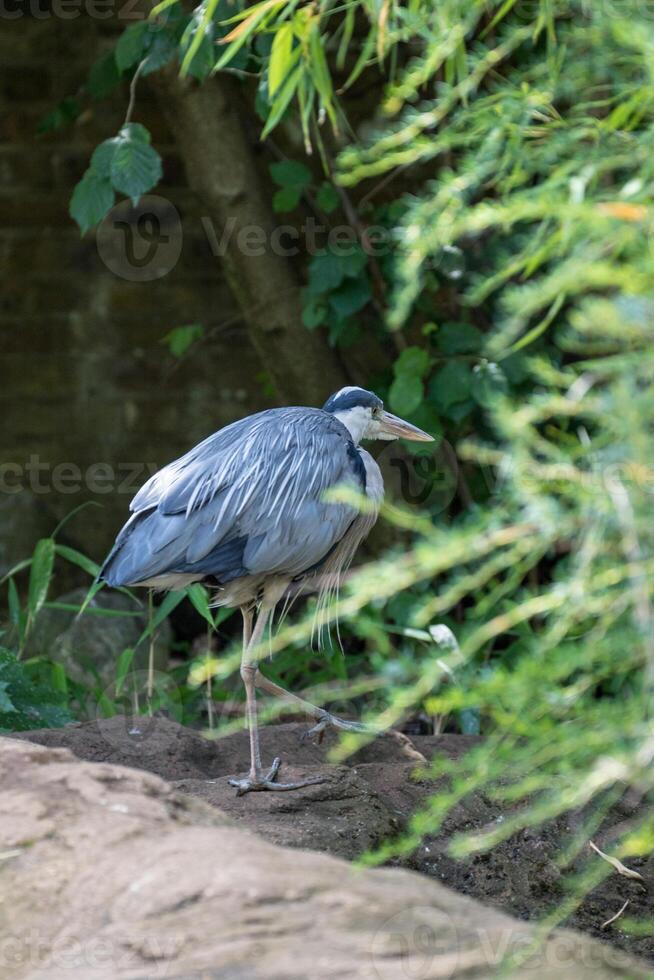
<box><xmin>301</xmin><ymin>713</ymin><xmax>377</xmax><ymax>744</ymax></box>
<box><xmin>228</xmin><ymin>757</ymin><xmax>327</xmax><ymax>796</ymax></box>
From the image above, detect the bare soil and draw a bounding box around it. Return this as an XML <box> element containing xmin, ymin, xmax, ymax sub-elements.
<box><xmin>13</xmin><ymin>716</ymin><xmax>654</xmax><ymax>965</ymax></box>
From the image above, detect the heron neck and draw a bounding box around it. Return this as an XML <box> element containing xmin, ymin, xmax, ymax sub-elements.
<box><xmin>332</xmin><ymin>406</ymin><xmax>369</xmax><ymax>445</ymax></box>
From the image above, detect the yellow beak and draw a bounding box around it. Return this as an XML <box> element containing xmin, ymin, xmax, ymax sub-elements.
<box><xmin>378</xmin><ymin>411</ymin><xmax>435</xmax><ymax>442</ymax></box>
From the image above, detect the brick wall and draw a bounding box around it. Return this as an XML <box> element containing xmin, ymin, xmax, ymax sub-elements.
<box><xmin>0</xmin><ymin>9</ymin><xmax>266</xmax><ymax>565</ymax></box>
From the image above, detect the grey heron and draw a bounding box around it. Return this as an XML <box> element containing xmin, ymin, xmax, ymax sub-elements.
<box><xmin>100</xmin><ymin>387</ymin><xmax>433</xmax><ymax>794</ymax></box>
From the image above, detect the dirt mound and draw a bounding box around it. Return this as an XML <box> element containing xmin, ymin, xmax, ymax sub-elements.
<box><xmin>1</xmin><ymin>736</ymin><xmax>647</xmax><ymax>979</ymax></box>
<box><xmin>11</xmin><ymin>715</ymin><xmax>439</xmax><ymax>777</ymax></box>
<box><xmin>12</xmin><ymin>717</ymin><xmax>654</xmax><ymax>964</ymax></box>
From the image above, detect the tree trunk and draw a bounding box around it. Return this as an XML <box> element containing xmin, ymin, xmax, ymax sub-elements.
<box><xmin>147</xmin><ymin>67</ymin><xmax>350</xmax><ymax>406</ymax></box>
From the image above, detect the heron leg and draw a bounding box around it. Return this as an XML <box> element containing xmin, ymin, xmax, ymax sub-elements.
<box><xmin>254</xmin><ymin>670</ymin><xmax>378</xmax><ymax>741</ymax></box>
<box><xmin>228</xmin><ymin>603</ymin><xmax>327</xmax><ymax>796</ymax></box>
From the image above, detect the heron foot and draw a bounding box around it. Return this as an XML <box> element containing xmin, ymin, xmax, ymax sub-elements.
<box><xmin>228</xmin><ymin>757</ymin><xmax>327</xmax><ymax>796</ymax></box>
<box><xmin>301</xmin><ymin>713</ymin><xmax>379</xmax><ymax>744</ymax></box>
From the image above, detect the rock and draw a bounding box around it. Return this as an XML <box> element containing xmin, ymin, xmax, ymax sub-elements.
<box><xmin>22</xmin><ymin>587</ymin><xmax>171</xmax><ymax>690</ymax></box>
<box><xmin>0</xmin><ymin>736</ymin><xmax>647</xmax><ymax>979</ymax></box>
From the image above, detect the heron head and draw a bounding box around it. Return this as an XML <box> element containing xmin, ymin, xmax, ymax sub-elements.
<box><xmin>322</xmin><ymin>386</ymin><xmax>434</xmax><ymax>445</ymax></box>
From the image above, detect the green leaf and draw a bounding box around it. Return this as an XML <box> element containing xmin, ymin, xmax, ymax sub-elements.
<box><xmin>302</xmin><ymin>296</ymin><xmax>327</xmax><ymax>329</ymax></box>
<box><xmin>445</xmin><ymin>398</ymin><xmax>475</xmax><ymax>423</ymax></box>
<box><xmin>115</xmin><ymin>647</ymin><xmax>136</xmax><ymax>696</ymax></box>
<box><xmin>87</xmin><ymin>51</ymin><xmax>121</xmax><ymax>100</ymax></box>
<box><xmin>308</xmin><ymin>247</ymin><xmax>367</xmax><ymax>294</ymax></box>
<box><xmin>308</xmin><ymin>23</ymin><xmax>335</xmax><ymax>126</ymax></box>
<box><xmin>269</xmin><ymin>21</ymin><xmax>293</xmax><ymax>97</ymax></box>
<box><xmin>272</xmin><ymin>186</ymin><xmax>301</xmax><ymax>213</ymax></box>
<box><xmin>115</xmin><ymin>21</ymin><xmax>150</xmax><ymax>72</ymax></box>
<box><xmin>394</xmin><ymin>346</ymin><xmax>431</xmax><ymax>378</ymax></box>
<box><xmin>328</xmin><ymin>277</ymin><xmax>372</xmax><ymax>318</ymax></box>
<box><xmin>38</xmin><ymin>97</ymin><xmax>80</xmax><ymax>134</ymax></box>
<box><xmin>27</xmin><ymin>539</ymin><xmax>55</xmax><ymax>624</ymax></box>
<box><xmin>90</xmin><ymin>139</ymin><xmax>120</xmax><ymax>179</ymax></box>
<box><xmin>269</xmin><ymin>159</ymin><xmax>312</xmax><ymax>189</ymax></box>
<box><xmin>180</xmin><ymin>16</ymin><xmax>216</xmax><ymax>81</ymax></box>
<box><xmin>70</xmin><ymin>170</ymin><xmax>115</xmax><ymax>235</ymax></box>
<box><xmin>141</xmin><ymin>30</ymin><xmax>177</xmax><ymax>76</ymax></box>
<box><xmin>42</xmin><ymin>603</ymin><xmax>142</xmax><ymax>618</ymax></box>
<box><xmin>438</xmin><ymin>322</ymin><xmax>483</xmax><ymax>355</ymax></box>
<box><xmin>429</xmin><ymin>361</ymin><xmax>473</xmax><ymax>411</ymax></box>
<box><xmin>162</xmin><ymin>323</ymin><xmax>205</xmax><ymax>357</ymax></box>
<box><xmin>50</xmin><ymin>663</ymin><xmax>68</xmax><ymax>696</ymax></box>
<box><xmin>0</xmin><ymin>681</ymin><xmax>15</xmax><ymax>714</ymax></box>
<box><xmin>55</xmin><ymin>544</ymin><xmax>100</xmax><ymax>579</ymax></box>
<box><xmin>260</xmin><ymin>63</ymin><xmax>302</xmax><ymax>139</ymax></box>
<box><xmin>472</xmin><ymin>361</ymin><xmax>508</xmax><ymax>407</ymax></box>
<box><xmin>110</xmin><ymin>134</ymin><xmax>163</xmax><ymax>205</ymax></box>
<box><xmin>137</xmin><ymin>590</ymin><xmax>187</xmax><ymax>647</ymax></box>
<box><xmin>316</xmin><ymin>182</ymin><xmax>340</xmax><ymax>213</ymax></box>
<box><xmin>389</xmin><ymin>374</ymin><xmax>424</xmax><ymax>417</ymax></box>
<box><xmin>186</xmin><ymin>584</ymin><xmax>215</xmax><ymax>627</ymax></box>
<box><xmin>120</xmin><ymin>122</ymin><xmax>152</xmax><ymax>144</ymax></box>
<box><xmin>7</xmin><ymin>578</ymin><xmax>23</xmax><ymax>642</ymax></box>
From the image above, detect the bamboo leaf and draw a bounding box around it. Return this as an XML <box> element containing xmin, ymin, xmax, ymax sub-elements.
<box><xmin>55</xmin><ymin>544</ymin><xmax>101</xmax><ymax>579</ymax></box>
<box><xmin>136</xmin><ymin>589</ymin><xmax>187</xmax><ymax>646</ymax></box>
<box><xmin>269</xmin><ymin>21</ymin><xmax>294</xmax><ymax>97</ymax></box>
<box><xmin>186</xmin><ymin>584</ymin><xmax>215</xmax><ymax>627</ymax></box>
<box><xmin>115</xmin><ymin>647</ymin><xmax>136</xmax><ymax>696</ymax></box>
<box><xmin>27</xmin><ymin>539</ymin><xmax>55</xmax><ymax>624</ymax></box>
<box><xmin>261</xmin><ymin>63</ymin><xmax>303</xmax><ymax>138</ymax></box>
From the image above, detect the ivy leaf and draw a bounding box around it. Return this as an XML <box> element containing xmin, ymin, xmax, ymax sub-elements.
<box><xmin>328</xmin><ymin>277</ymin><xmax>371</xmax><ymax>318</ymax></box>
<box><xmin>395</xmin><ymin>346</ymin><xmax>431</xmax><ymax>378</ymax></box>
<box><xmin>316</xmin><ymin>181</ymin><xmax>340</xmax><ymax>213</ymax></box>
<box><xmin>429</xmin><ymin>361</ymin><xmax>473</xmax><ymax>411</ymax></box>
<box><xmin>445</xmin><ymin>399</ymin><xmax>475</xmax><ymax>423</ymax></box>
<box><xmin>389</xmin><ymin>374</ymin><xmax>424</xmax><ymax>417</ymax></box>
<box><xmin>308</xmin><ymin>251</ymin><xmax>348</xmax><ymax>293</ymax></box>
<box><xmin>438</xmin><ymin>322</ymin><xmax>483</xmax><ymax>354</ymax></box>
<box><xmin>307</xmin><ymin>247</ymin><xmax>368</xmax><ymax>295</ymax></box>
<box><xmin>70</xmin><ymin>171</ymin><xmax>115</xmax><ymax>235</ymax></box>
<box><xmin>328</xmin><ymin>318</ymin><xmax>360</xmax><ymax>348</ymax></box>
<box><xmin>302</xmin><ymin>297</ymin><xmax>327</xmax><ymax>329</ymax></box>
<box><xmin>110</xmin><ymin>131</ymin><xmax>162</xmax><ymax>204</ymax></box>
<box><xmin>269</xmin><ymin>159</ymin><xmax>312</xmax><ymax>190</ymax></box>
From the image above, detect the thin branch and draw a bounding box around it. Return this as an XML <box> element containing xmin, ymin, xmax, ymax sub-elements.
<box><xmin>124</xmin><ymin>58</ymin><xmax>148</xmax><ymax>127</ymax></box>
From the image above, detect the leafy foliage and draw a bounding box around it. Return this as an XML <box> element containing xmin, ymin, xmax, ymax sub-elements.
<box><xmin>71</xmin><ymin>123</ymin><xmax>162</xmax><ymax>233</ymax></box>
<box><xmin>0</xmin><ymin>648</ymin><xmax>72</xmax><ymax>732</ymax></box>
<box><xmin>51</xmin><ymin>0</ymin><xmax>654</xmax><ymax>940</ymax></box>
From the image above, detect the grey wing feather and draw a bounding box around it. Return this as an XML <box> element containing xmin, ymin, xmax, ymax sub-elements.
<box><xmin>100</xmin><ymin>408</ymin><xmax>367</xmax><ymax>588</ymax></box>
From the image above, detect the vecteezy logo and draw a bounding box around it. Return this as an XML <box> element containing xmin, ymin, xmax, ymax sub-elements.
<box><xmin>96</xmin><ymin>195</ymin><xmax>182</xmax><ymax>282</ymax></box>
<box><xmin>370</xmin><ymin>906</ymin><xmax>459</xmax><ymax>980</ymax></box>
<box><xmin>376</xmin><ymin>438</ymin><xmax>458</xmax><ymax>515</ymax></box>
<box><xmin>95</xmin><ymin>669</ymin><xmax>182</xmax><ymax>757</ymax></box>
